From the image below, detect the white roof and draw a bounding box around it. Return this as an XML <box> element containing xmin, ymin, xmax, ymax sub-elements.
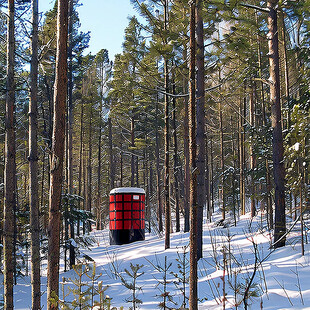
<box><xmin>110</xmin><ymin>187</ymin><xmax>145</xmax><ymax>195</ymax></box>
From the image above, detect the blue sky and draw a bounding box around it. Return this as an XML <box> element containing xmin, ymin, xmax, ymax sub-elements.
<box><xmin>39</xmin><ymin>0</ymin><xmax>137</xmax><ymax>61</ymax></box>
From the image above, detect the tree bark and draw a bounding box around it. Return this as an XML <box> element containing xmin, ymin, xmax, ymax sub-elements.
<box><xmin>164</xmin><ymin>0</ymin><xmax>170</xmax><ymax>250</ymax></box>
<box><xmin>47</xmin><ymin>0</ymin><xmax>68</xmax><ymax>308</ymax></box>
<box><xmin>183</xmin><ymin>45</ymin><xmax>190</xmax><ymax>233</ymax></box>
<box><xmin>4</xmin><ymin>0</ymin><xmax>15</xmax><ymax>308</ymax></box>
<box><xmin>172</xmin><ymin>69</ymin><xmax>180</xmax><ymax>233</ymax></box>
<box><xmin>239</xmin><ymin>88</ymin><xmax>246</xmax><ymax>216</ymax></box>
<box><xmin>108</xmin><ymin>117</ymin><xmax>115</xmax><ymax>190</ymax></box>
<box><xmin>29</xmin><ymin>0</ymin><xmax>41</xmax><ymax>308</ymax></box>
<box><xmin>131</xmin><ymin>117</ymin><xmax>135</xmax><ymax>187</ymax></box>
<box><xmin>155</xmin><ymin>90</ymin><xmax>163</xmax><ymax>232</ymax></box>
<box><xmin>219</xmin><ymin>101</ymin><xmax>225</xmax><ymax>220</ymax></box>
<box><xmin>267</xmin><ymin>0</ymin><xmax>286</xmax><ymax>248</ymax></box>
<box><xmin>196</xmin><ymin>0</ymin><xmax>205</xmax><ymax>260</ymax></box>
<box><xmin>249</xmin><ymin>85</ymin><xmax>256</xmax><ymax>218</ymax></box>
<box><xmin>67</xmin><ymin>0</ymin><xmax>75</xmax><ymax>269</ymax></box>
<box><xmin>189</xmin><ymin>0</ymin><xmax>198</xmax><ymax>308</ymax></box>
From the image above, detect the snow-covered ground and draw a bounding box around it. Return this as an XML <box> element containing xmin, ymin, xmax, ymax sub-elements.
<box><xmin>3</xmin><ymin>210</ymin><xmax>310</xmax><ymax>309</ymax></box>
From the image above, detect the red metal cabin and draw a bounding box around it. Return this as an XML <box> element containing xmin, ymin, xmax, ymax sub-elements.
<box><xmin>109</xmin><ymin>187</ymin><xmax>145</xmax><ymax>245</ymax></box>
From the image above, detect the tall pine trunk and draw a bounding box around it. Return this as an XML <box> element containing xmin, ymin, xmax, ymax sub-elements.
<box><xmin>164</xmin><ymin>0</ymin><xmax>170</xmax><ymax>250</ymax></box>
<box><xmin>196</xmin><ymin>0</ymin><xmax>205</xmax><ymax>260</ymax></box>
<box><xmin>67</xmin><ymin>0</ymin><xmax>75</xmax><ymax>269</ymax></box>
<box><xmin>47</xmin><ymin>0</ymin><xmax>68</xmax><ymax>308</ymax></box>
<box><xmin>172</xmin><ymin>70</ymin><xmax>180</xmax><ymax>233</ymax></box>
<box><xmin>155</xmin><ymin>91</ymin><xmax>163</xmax><ymax>232</ymax></box>
<box><xmin>4</xmin><ymin>0</ymin><xmax>15</xmax><ymax>308</ymax></box>
<box><xmin>267</xmin><ymin>0</ymin><xmax>286</xmax><ymax>248</ymax></box>
<box><xmin>108</xmin><ymin>117</ymin><xmax>115</xmax><ymax>190</ymax></box>
<box><xmin>189</xmin><ymin>0</ymin><xmax>198</xmax><ymax>308</ymax></box>
<box><xmin>29</xmin><ymin>0</ymin><xmax>41</xmax><ymax>307</ymax></box>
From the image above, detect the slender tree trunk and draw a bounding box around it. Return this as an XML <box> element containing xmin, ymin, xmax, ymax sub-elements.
<box><xmin>219</xmin><ymin>101</ymin><xmax>225</xmax><ymax>220</ymax></box>
<box><xmin>230</xmin><ymin>116</ymin><xmax>237</xmax><ymax>226</ymax></box>
<box><xmin>120</xmin><ymin>144</ymin><xmax>123</xmax><ymax>187</ymax></box>
<box><xmin>205</xmin><ymin>125</ymin><xmax>211</xmax><ymax>220</ymax></box>
<box><xmin>250</xmin><ymin>85</ymin><xmax>256</xmax><ymax>218</ymax></box>
<box><xmin>268</xmin><ymin>0</ymin><xmax>286</xmax><ymax>248</ymax></box>
<box><xmin>172</xmin><ymin>69</ymin><xmax>180</xmax><ymax>233</ymax></box>
<box><xmin>189</xmin><ymin>0</ymin><xmax>198</xmax><ymax>308</ymax></box>
<box><xmin>239</xmin><ymin>90</ymin><xmax>246</xmax><ymax>216</ymax></box>
<box><xmin>47</xmin><ymin>1</ymin><xmax>68</xmax><ymax>308</ymax></box>
<box><xmin>183</xmin><ymin>46</ymin><xmax>190</xmax><ymax>233</ymax></box>
<box><xmin>155</xmin><ymin>91</ymin><xmax>163</xmax><ymax>232</ymax></box>
<box><xmin>29</xmin><ymin>0</ymin><xmax>41</xmax><ymax>307</ymax></box>
<box><xmin>164</xmin><ymin>0</ymin><xmax>170</xmax><ymax>250</ymax></box>
<box><xmin>210</xmin><ymin>133</ymin><xmax>214</xmax><ymax>214</ymax></box>
<box><xmin>4</xmin><ymin>0</ymin><xmax>15</xmax><ymax>308</ymax></box>
<box><xmin>87</xmin><ymin>110</ymin><xmax>93</xmax><ymax>231</ymax></box>
<box><xmin>108</xmin><ymin>117</ymin><xmax>115</xmax><ymax>190</ymax></box>
<box><xmin>196</xmin><ymin>0</ymin><xmax>205</xmax><ymax>260</ymax></box>
<box><xmin>77</xmin><ymin>98</ymin><xmax>84</xmax><ymax>236</ymax></box>
<box><xmin>67</xmin><ymin>0</ymin><xmax>75</xmax><ymax>269</ymax></box>
<box><xmin>96</xmin><ymin>103</ymin><xmax>102</xmax><ymax>230</ymax></box>
<box><xmin>131</xmin><ymin>117</ymin><xmax>135</xmax><ymax>187</ymax></box>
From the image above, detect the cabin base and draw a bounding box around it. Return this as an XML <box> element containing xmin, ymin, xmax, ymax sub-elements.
<box><xmin>109</xmin><ymin>229</ymin><xmax>145</xmax><ymax>245</ymax></box>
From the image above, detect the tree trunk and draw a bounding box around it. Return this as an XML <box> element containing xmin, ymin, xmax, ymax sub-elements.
<box><xmin>96</xmin><ymin>102</ymin><xmax>103</xmax><ymax>230</ymax></box>
<box><xmin>87</xmin><ymin>110</ymin><xmax>93</xmax><ymax>231</ymax></box>
<box><xmin>196</xmin><ymin>0</ymin><xmax>205</xmax><ymax>260</ymax></box>
<box><xmin>219</xmin><ymin>101</ymin><xmax>225</xmax><ymax>220</ymax></box>
<box><xmin>108</xmin><ymin>117</ymin><xmax>115</xmax><ymax>190</ymax></box>
<box><xmin>267</xmin><ymin>0</ymin><xmax>286</xmax><ymax>248</ymax></box>
<box><xmin>4</xmin><ymin>0</ymin><xmax>15</xmax><ymax>308</ymax></box>
<box><xmin>131</xmin><ymin>117</ymin><xmax>135</xmax><ymax>187</ymax></box>
<box><xmin>183</xmin><ymin>45</ymin><xmax>190</xmax><ymax>233</ymax></box>
<box><xmin>189</xmin><ymin>0</ymin><xmax>198</xmax><ymax>308</ymax></box>
<box><xmin>47</xmin><ymin>0</ymin><xmax>68</xmax><ymax>308</ymax></box>
<box><xmin>29</xmin><ymin>0</ymin><xmax>41</xmax><ymax>307</ymax></box>
<box><xmin>77</xmin><ymin>98</ymin><xmax>84</xmax><ymax>236</ymax></box>
<box><xmin>172</xmin><ymin>69</ymin><xmax>180</xmax><ymax>233</ymax></box>
<box><xmin>205</xmin><ymin>125</ymin><xmax>211</xmax><ymax>220</ymax></box>
<box><xmin>155</xmin><ymin>91</ymin><xmax>163</xmax><ymax>232</ymax></box>
<box><xmin>249</xmin><ymin>85</ymin><xmax>256</xmax><ymax>218</ymax></box>
<box><xmin>164</xmin><ymin>0</ymin><xmax>170</xmax><ymax>250</ymax></box>
<box><xmin>67</xmin><ymin>0</ymin><xmax>75</xmax><ymax>269</ymax></box>
<box><xmin>239</xmin><ymin>89</ymin><xmax>246</xmax><ymax>216</ymax></box>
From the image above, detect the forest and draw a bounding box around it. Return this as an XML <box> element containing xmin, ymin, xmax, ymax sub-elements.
<box><xmin>0</xmin><ymin>0</ymin><xmax>310</xmax><ymax>309</ymax></box>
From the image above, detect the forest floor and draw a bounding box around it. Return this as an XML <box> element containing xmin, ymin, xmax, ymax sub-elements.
<box><xmin>4</xmin><ymin>208</ymin><xmax>310</xmax><ymax>309</ymax></box>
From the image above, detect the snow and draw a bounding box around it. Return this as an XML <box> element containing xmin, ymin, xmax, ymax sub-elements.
<box><xmin>2</xmin><ymin>210</ymin><xmax>310</xmax><ymax>309</ymax></box>
<box><xmin>110</xmin><ymin>187</ymin><xmax>146</xmax><ymax>194</ymax></box>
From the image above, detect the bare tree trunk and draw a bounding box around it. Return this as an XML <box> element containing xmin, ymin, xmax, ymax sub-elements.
<box><xmin>77</xmin><ymin>99</ymin><xmax>84</xmax><ymax>236</ymax></box>
<box><xmin>108</xmin><ymin>117</ymin><xmax>115</xmax><ymax>190</ymax></box>
<box><xmin>67</xmin><ymin>0</ymin><xmax>75</xmax><ymax>269</ymax></box>
<box><xmin>172</xmin><ymin>69</ymin><xmax>180</xmax><ymax>233</ymax></box>
<box><xmin>164</xmin><ymin>0</ymin><xmax>170</xmax><ymax>250</ymax></box>
<box><xmin>267</xmin><ymin>0</ymin><xmax>286</xmax><ymax>248</ymax></box>
<box><xmin>219</xmin><ymin>101</ymin><xmax>225</xmax><ymax>220</ymax></box>
<box><xmin>250</xmin><ymin>85</ymin><xmax>256</xmax><ymax>218</ymax></box>
<box><xmin>230</xmin><ymin>116</ymin><xmax>237</xmax><ymax>226</ymax></box>
<box><xmin>155</xmin><ymin>91</ymin><xmax>163</xmax><ymax>232</ymax></box>
<box><xmin>189</xmin><ymin>0</ymin><xmax>198</xmax><ymax>308</ymax></box>
<box><xmin>196</xmin><ymin>0</ymin><xmax>205</xmax><ymax>260</ymax></box>
<box><xmin>205</xmin><ymin>125</ymin><xmax>211</xmax><ymax>220</ymax></box>
<box><xmin>131</xmin><ymin>117</ymin><xmax>135</xmax><ymax>187</ymax></box>
<box><xmin>87</xmin><ymin>110</ymin><xmax>93</xmax><ymax>231</ymax></box>
<box><xmin>47</xmin><ymin>0</ymin><xmax>68</xmax><ymax>308</ymax></box>
<box><xmin>183</xmin><ymin>46</ymin><xmax>190</xmax><ymax>233</ymax></box>
<box><xmin>96</xmin><ymin>103</ymin><xmax>102</xmax><ymax>230</ymax></box>
<box><xmin>239</xmin><ymin>90</ymin><xmax>246</xmax><ymax>216</ymax></box>
<box><xmin>4</xmin><ymin>0</ymin><xmax>15</xmax><ymax>308</ymax></box>
<box><xmin>29</xmin><ymin>0</ymin><xmax>41</xmax><ymax>307</ymax></box>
